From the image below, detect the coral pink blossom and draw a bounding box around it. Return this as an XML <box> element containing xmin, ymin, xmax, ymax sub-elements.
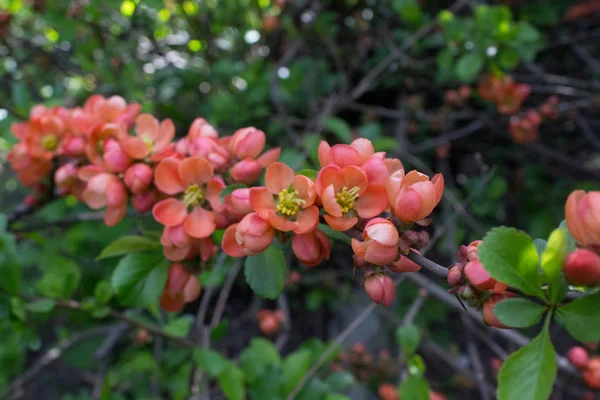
<box><xmin>152</xmin><ymin>157</ymin><xmax>224</xmax><ymax>239</ymax></box>
<box><xmin>316</xmin><ymin>165</ymin><xmax>388</xmax><ymax>231</ymax></box>
<box><xmin>79</xmin><ymin>169</ymin><xmax>128</xmax><ymax>226</ymax></box>
<box><xmin>387</xmin><ymin>169</ymin><xmax>444</xmax><ymax>222</ymax></box>
<box><xmin>221</xmin><ymin>213</ymin><xmax>275</xmax><ymax>257</ymax></box>
<box><xmin>230</xmin><ymin>148</ymin><xmax>281</xmax><ymax>185</ymax></box>
<box><xmin>229</xmin><ymin>127</ymin><xmax>266</xmax><ymax>159</ymax></box>
<box><xmin>565</xmin><ymin>190</ymin><xmax>600</xmax><ymax>248</ymax></box>
<box><xmin>124</xmin><ymin>163</ymin><xmax>153</xmax><ymax>194</ymax></box>
<box><xmin>250</xmin><ymin>162</ymin><xmax>319</xmax><ymax>234</ymax></box>
<box><xmin>160</xmin><ymin>263</ymin><xmax>201</xmax><ymax>312</ymax></box>
<box><xmin>364</xmin><ymin>273</ymin><xmax>396</xmax><ymax>306</ymax></box>
<box><xmin>292</xmin><ymin>229</ymin><xmax>331</xmax><ymax>266</ymax></box>
<box><xmin>351</xmin><ymin>218</ymin><xmax>399</xmax><ymax>266</ymax></box>
<box><xmin>121</xmin><ymin>114</ymin><xmax>175</xmax><ymax>160</ymax></box>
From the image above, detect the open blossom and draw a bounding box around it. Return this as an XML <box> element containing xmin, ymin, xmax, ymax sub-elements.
<box><xmin>351</xmin><ymin>218</ymin><xmax>399</xmax><ymax>266</ymax></box>
<box><xmin>160</xmin><ymin>263</ymin><xmax>202</xmax><ymax>312</ymax></box>
<box><xmin>160</xmin><ymin>224</ymin><xmax>217</xmax><ymax>262</ymax></box>
<box><xmin>79</xmin><ymin>166</ymin><xmax>128</xmax><ymax>226</ymax></box>
<box><xmin>565</xmin><ymin>190</ymin><xmax>600</xmax><ymax>248</ymax></box>
<box><xmin>7</xmin><ymin>142</ymin><xmax>53</xmax><ymax>186</ymax></box>
<box><xmin>292</xmin><ymin>229</ymin><xmax>331</xmax><ymax>266</ymax></box>
<box><xmin>387</xmin><ymin>169</ymin><xmax>444</xmax><ymax>223</ymax></box>
<box><xmin>250</xmin><ymin>162</ymin><xmax>319</xmax><ymax>234</ymax></box>
<box><xmin>153</xmin><ymin>157</ymin><xmax>225</xmax><ymax>239</ymax></box>
<box><xmin>316</xmin><ymin>165</ymin><xmax>388</xmax><ymax>231</ymax></box>
<box><xmin>222</xmin><ymin>212</ymin><xmax>275</xmax><ymax>256</ymax></box>
<box><xmin>120</xmin><ymin>114</ymin><xmax>175</xmax><ymax>161</ymax></box>
<box><xmin>82</xmin><ymin>94</ymin><xmax>141</xmax><ymax>128</ymax></box>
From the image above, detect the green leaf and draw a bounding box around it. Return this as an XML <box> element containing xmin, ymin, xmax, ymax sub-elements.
<box><xmin>373</xmin><ymin>137</ymin><xmax>399</xmax><ymax>152</ymax></box>
<box><xmin>244</xmin><ymin>245</ymin><xmax>287</xmax><ymax>299</ymax></box>
<box><xmin>281</xmin><ymin>349</ymin><xmax>312</xmax><ymax>395</ymax></box>
<box><xmin>318</xmin><ymin>223</ymin><xmax>351</xmax><ymax>245</ymax></box>
<box><xmin>218</xmin><ymin>366</ymin><xmax>245</xmax><ymax>400</ymax></box>
<box><xmin>478</xmin><ymin>227</ymin><xmax>545</xmax><ymax>299</ymax></box>
<box><xmin>454</xmin><ymin>52</ymin><xmax>485</xmax><ymax>83</ymax></box>
<box><xmin>0</xmin><ymin>214</ymin><xmax>6</xmax><ymax>231</ymax></box>
<box><xmin>240</xmin><ymin>338</ymin><xmax>281</xmax><ymax>382</ymax></box>
<box><xmin>398</xmin><ymin>374</ymin><xmax>429</xmax><ymax>400</ymax></box>
<box><xmin>542</xmin><ymin>229</ymin><xmax>569</xmax><ymax>303</ymax></box>
<box><xmin>0</xmin><ymin>233</ymin><xmax>21</xmax><ymax>295</ymax></box>
<box><xmin>396</xmin><ymin>324</ymin><xmax>420</xmax><ymax>359</ymax></box>
<box><xmin>558</xmin><ymin>220</ymin><xmax>576</xmax><ymax>254</ymax></box>
<box><xmin>324</xmin><ymin>395</ymin><xmax>351</xmax><ymax>400</ymax></box>
<box><xmin>322</xmin><ymin>116</ymin><xmax>351</xmax><ymax>143</ymax></box>
<box><xmin>325</xmin><ymin>371</ymin><xmax>355</xmax><ymax>391</ymax></box>
<box><xmin>297</xmin><ymin>169</ymin><xmax>318</xmax><ymax>181</ymax></box>
<box><xmin>194</xmin><ymin>348</ymin><xmax>231</xmax><ymax>378</ymax></box>
<box><xmin>494</xmin><ymin>298</ymin><xmax>546</xmax><ymax>328</ymax></box>
<box><xmin>111</xmin><ymin>252</ymin><xmax>169</xmax><ymax>307</ymax></box>
<box><xmin>94</xmin><ymin>280</ymin><xmax>114</xmax><ymax>304</ymax></box>
<box><xmin>220</xmin><ymin>183</ymin><xmax>248</xmax><ymax>202</ymax></box>
<box><xmin>163</xmin><ymin>315</ymin><xmax>194</xmax><ymax>337</ymax></box>
<box><xmin>26</xmin><ymin>299</ymin><xmax>55</xmax><ymax>313</ymax></box>
<box><xmin>533</xmin><ymin>239</ymin><xmax>546</xmax><ymax>258</ymax></box>
<box><xmin>497</xmin><ymin>316</ymin><xmax>556</xmax><ymax>400</ymax></box>
<box><xmin>96</xmin><ymin>236</ymin><xmax>160</xmax><ymax>260</ymax></box>
<box><xmin>498</xmin><ymin>48</ymin><xmax>520</xmax><ymax>70</ymax></box>
<box><xmin>37</xmin><ymin>255</ymin><xmax>80</xmax><ymax>299</ymax></box>
<box><xmin>557</xmin><ymin>292</ymin><xmax>600</xmax><ymax>342</ymax></box>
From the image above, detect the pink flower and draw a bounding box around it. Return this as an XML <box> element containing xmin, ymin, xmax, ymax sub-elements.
<box><xmin>387</xmin><ymin>169</ymin><xmax>444</xmax><ymax>222</ymax></box>
<box><xmin>364</xmin><ymin>273</ymin><xmax>395</xmax><ymax>306</ymax></box>
<box><xmin>351</xmin><ymin>218</ymin><xmax>399</xmax><ymax>266</ymax></box>
<box><xmin>292</xmin><ymin>229</ymin><xmax>331</xmax><ymax>266</ymax></box>
<box><xmin>79</xmin><ymin>169</ymin><xmax>128</xmax><ymax>226</ymax></box>
<box><xmin>120</xmin><ymin>114</ymin><xmax>175</xmax><ymax>160</ymax></box>
<box><xmin>221</xmin><ymin>213</ymin><xmax>275</xmax><ymax>257</ymax></box>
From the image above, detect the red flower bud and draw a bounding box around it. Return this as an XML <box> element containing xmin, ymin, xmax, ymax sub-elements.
<box><xmin>584</xmin><ymin>357</ymin><xmax>600</xmax><ymax>389</ymax></box>
<box><xmin>160</xmin><ymin>263</ymin><xmax>201</xmax><ymax>312</ymax></box>
<box><xmin>564</xmin><ymin>249</ymin><xmax>600</xmax><ymax>286</ymax></box>
<box><xmin>132</xmin><ymin>190</ymin><xmax>159</xmax><ymax>213</ymax></box>
<box><xmin>482</xmin><ymin>294</ymin><xmax>512</xmax><ymax>329</ymax></box>
<box><xmin>378</xmin><ymin>383</ymin><xmax>399</xmax><ymax>400</ymax></box>
<box><xmin>364</xmin><ymin>273</ymin><xmax>396</xmax><ymax>307</ymax></box>
<box><xmin>292</xmin><ymin>229</ymin><xmax>331</xmax><ymax>267</ymax></box>
<box><xmin>568</xmin><ymin>346</ymin><xmax>590</xmax><ymax>369</ymax></box>
<box><xmin>447</xmin><ymin>265</ymin><xmax>463</xmax><ymax>287</ymax></box>
<box><xmin>124</xmin><ymin>163</ymin><xmax>153</xmax><ymax>193</ymax></box>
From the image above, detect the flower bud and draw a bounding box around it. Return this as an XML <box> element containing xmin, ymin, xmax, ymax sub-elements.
<box><xmin>132</xmin><ymin>190</ymin><xmax>159</xmax><ymax>213</ymax></box>
<box><xmin>230</xmin><ymin>159</ymin><xmax>263</xmax><ymax>184</ymax></box>
<box><xmin>364</xmin><ymin>273</ymin><xmax>395</xmax><ymax>307</ymax></box>
<box><xmin>466</xmin><ymin>240</ymin><xmax>482</xmax><ymax>261</ymax></box>
<box><xmin>482</xmin><ymin>294</ymin><xmax>512</xmax><ymax>329</ymax></box>
<box><xmin>490</xmin><ymin>357</ymin><xmax>503</xmax><ymax>376</ymax></box>
<box><xmin>54</xmin><ymin>163</ymin><xmax>79</xmax><ymax>195</ymax></box>
<box><xmin>429</xmin><ymin>391</ymin><xmax>446</xmax><ymax>400</ymax></box>
<box><xmin>236</xmin><ymin>213</ymin><xmax>275</xmax><ymax>255</ymax></box>
<box><xmin>103</xmin><ymin>138</ymin><xmax>131</xmax><ymax>173</ymax></box>
<box><xmin>229</xmin><ymin>127</ymin><xmax>266</xmax><ymax>159</ymax></box>
<box><xmin>292</xmin><ymin>229</ymin><xmax>331</xmax><ymax>267</ymax></box>
<box><xmin>378</xmin><ymin>383</ymin><xmax>399</xmax><ymax>400</ymax></box>
<box><xmin>352</xmin><ymin>218</ymin><xmax>399</xmax><ymax>266</ymax></box>
<box><xmin>61</xmin><ymin>136</ymin><xmax>85</xmax><ymax>157</ymax></box>
<box><xmin>224</xmin><ymin>188</ymin><xmax>253</xmax><ymax>216</ymax></box>
<box><xmin>259</xmin><ymin>312</ymin><xmax>281</xmax><ymax>336</ymax></box>
<box><xmin>568</xmin><ymin>346</ymin><xmax>590</xmax><ymax>369</ymax></box>
<box><xmin>124</xmin><ymin>163</ymin><xmax>153</xmax><ymax>194</ymax></box>
<box><xmin>387</xmin><ymin>169</ymin><xmax>444</xmax><ymax>222</ymax></box>
<box><xmin>105</xmin><ymin>180</ymin><xmax>127</xmax><ymax>208</ymax></box>
<box><xmin>160</xmin><ymin>263</ymin><xmax>201</xmax><ymax>312</ymax></box>
<box><xmin>564</xmin><ymin>249</ymin><xmax>600</xmax><ymax>286</ymax></box>
<box><xmin>584</xmin><ymin>357</ymin><xmax>600</xmax><ymax>389</ymax></box>
<box><xmin>447</xmin><ymin>265</ymin><xmax>463</xmax><ymax>287</ymax></box>
<box><xmin>565</xmin><ymin>190</ymin><xmax>600</xmax><ymax>247</ymax></box>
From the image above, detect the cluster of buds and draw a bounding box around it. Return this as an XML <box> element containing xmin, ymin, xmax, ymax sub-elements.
<box><xmin>567</xmin><ymin>346</ymin><xmax>600</xmax><ymax>389</ymax></box>
<box><xmin>509</xmin><ymin>96</ymin><xmax>559</xmax><ymax>144</ymax></box>
<box><xmin>8</xmin><ymin>96</ymin><xmax>447</xmax><ymax>312</ymax></box>
<box><xmin>564</xmin><ymin>190</ymin><xmax>600</xmax><ymax>286</ymax></box>
<box><xmin>447</xmin><ymin>240</ymin><xmax>511</xmax><ymax>328</ymax></box>
<box><xmin>160</xmin><ymin>263</ymin><xmax>202</xmax><ymax>312</ymax></box>
<box><xmin>478</xmin><ymin>75</ymin><xmax>531</xmax><ymax>115</ymax></box>
<box><xmin>378</xmin><ymin>383</ymin><xmax>446</xmax><ymax>400</ymax></box>
<box><xmin>443</xmin><ymin>85</ymin><xmax>472</xmax><ymax>108</ymax></box>
<box><xmin>256</xmin><ymin>309</ymin><xmax>285</xmax><ymax>336</ymax></box>
<box><xmin>333</xmin><ymin>344</ymin><xmax>398</xmax><ymax>383</ymax></box>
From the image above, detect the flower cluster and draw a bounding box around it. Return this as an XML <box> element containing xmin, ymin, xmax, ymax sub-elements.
<box><xmin>478</xmin><ymin>74</ymin><xmax>531</xmax><ymax>115</ymax></box>
<box><xmin>8</xmin><ymin>96</ymin><xmax>447</xmax><ymax>311</ymax></box>
<box><xmin>508</xmin><ymin>95</ymin><xmax>559</xmax><ymax>144</ymax></box>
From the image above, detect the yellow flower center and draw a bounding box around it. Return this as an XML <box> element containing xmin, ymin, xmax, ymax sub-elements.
<box><xmin>96</xmin><ymin>139</ymin><xmax>105</xmax><ymax>154</ymax></box>
<box><xmin>336</xmin><ymin>186</ymin><xmax>360</xmax><ymax>214</ymax></box>
<box><xmin>184</xmin><ymin>184</ymin><xmax>204</xmax><ymax>207</ymax></box>
<box><xmin>276</xmin><ymin>188</ymin><xmax>305</xmax><ymax>217</ymax></box>
<box><xmin>141</xmin><ymin>134</ymin><xmax>154</xmax><ymax>154</ymax></box>
<box><xmin>41</xmin><ymin>134</ymin><xmax>58</xmax><ymax>151</ymax></box>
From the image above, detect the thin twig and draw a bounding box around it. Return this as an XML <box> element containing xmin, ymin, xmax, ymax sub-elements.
<box><xmin>275</xmin><ymin>294</ymin><xmax>291</xmax><ymax>351</ymax></box>
<box><xmin>461</xmin><ymin>314</ymin><xmax>491</xmax><ymax>400</ymax></box>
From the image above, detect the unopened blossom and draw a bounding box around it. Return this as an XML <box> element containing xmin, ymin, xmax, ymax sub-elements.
<box><xmin>464</xmin><ymin>259</ymin><xmax>508</xmax><ymax>293</ymax></box>
<box><xmin>568</xmin><ymin>346</ymin><xmax>590</xmax><ymax>369</ymax></box>
<box><xmin>230</xmin><ymin>148</ymin><xmax>281</xmax><ymax>184</ymax></box>
<box><xmin>565</xmin><ymin>190</ymin><xmax>600</xmax><ymax>248</ymax></box>
<box><xmin>387</xmin><ymin>169</ymin><xmax>444</xmax><ymax>223</ymax></box>
<box><xmin>563</xmin><ymin>249</ymin><xmax>600</xmax><ymax>287</ymax></box>
<box><xmin>161</xmin><ymin>224</ymin><xmax>216</xmax><ymax>262</ymax></box>
<box><xmin>160</xmin><ymin>263</ymin><xmax>201</xmax><ymax>312</ymax></box>
<box><xmin>316</xmin><ymin>165</ymin><xmax>388</xmax><ymax>231</ymax></box>
<box><xmin>351</xmin><ymin>218</ymin><xmax>399</xmax><ymax>266</ymax></box>
<box><xmin>124</xmin><ymin>163</ymin><xmax>153</xmax><ymax>194</ymax></box>
<box><xmin>132</xmin><ymin>190</ymin><xmax>159</xmax><ymax>213</ymax></box>
<box><xmin>224</xmin><ymin>188</ymin><xmax>253</xmax><ymax>220</ymax></box>
<box><xmin>585</xmin><ymin>358</ymin><xmax>600</xmax><ymax>389</ymax></box>
<box><xmin>229</xmin><ymin>127</ymin><xmax>266</xmax><ymax>159</ymax></box>
<box><xmin>102</xmin><ymin>138</ymin><xmax>132</xmax><ymax>173</ymax></box>
<box><xmin>364</xmin><ymin>273</ymin><xmax>396</xmax><ymax>306</ymax></box>
<box><xmin>250</xmin><ymin>162</ymin><xmax>319</xmax><ymax>234</ymax></box>
<box><xmin>152</xmin><ymin>156</ymin><xmax>225</xmax><ymax>239</ymax></box>
<box><xmin>482</xmin><ymin>293</ymin><xmax>514</xmax><ymax>329</ymax></box>
<box><xmin>292</xmin><ymin>229</ymin><xmax>331</xmax><ymax>267</ymax></box>
<box><xmin>79</xmin><ymin>167</ymin><xmax>128</xmax><ymax>226</ymax></box>
<box><xmin>222</xmin><ymin>212</ymin><xmax>275</xmax><ymax>257</ymax></box>
<box><xmin>120</xmin><ymin>114</ymin><xmax>175</xmax><ymax>161</ymax></box>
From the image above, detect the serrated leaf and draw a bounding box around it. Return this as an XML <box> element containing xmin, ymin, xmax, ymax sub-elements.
<box><xmin>220</xmin><ymin>183</ymin><xmax>248</xmax><ymax>202</ymax></box>
<box><xmin>281</xmin><ymin>349</ymin><xmax>312</xmax><ymax>395</ymax></box>
<box><xmin>25</xmin><ymin>299</ymin><xmax>55</xmax><ymax>313</ymax></box>
<box><xmin>244</xmin><ymin>245</ymin><xmax>286</xmax><ymax>299</ymax></box>
<box><xmin>322</xmin><ymin>116</ymin><xmax>351</xmax><ymax>143</ymax></box>
<box><xmin>194</xmin><ymin>348</ymin><xmax>231</xmax><ymax>377</ymax></box>
<box><xmin>556</xmin><ymin>292</ymin><xmax>600</xmax><ymax>342</ymax></box>
<box><xmin>497</xmin><ymin>317</ymin><xmax>556</xmax><ymax>400</ymax></box>
<box><xmin>240</xmin><ymin>338</ymin><xmax>281</xmax><ymax>383</ymax></box>
<box><xmin>396</xmin><ymin>323</ymin><xmax>420</xmax><ymax>359</ymax></box>
<box><xmin>163</xmin><ymin>315</ymin><xmax>194</xmax><ymax>337</ymax></box>
<box><xmin>455</xmin><ymin>52</ymin><xmax>485</xmax><ymax>83</ymax></box>
<box><xmin>318</xmin><ymin>223</ymin><xmax>351</xmax><ymax>245</ymax></box>
<box><xmin>218</xmin><ymin>366</ymin><xmax>245</xmax><ymax>400</ymax></box>
<box><xmin>494</xmin><ymin>298</ymin><xmax>546</xmax><ymax>328</ymax></box>
<box><xmin>96</xmin><ymin>236</ymin><xmax>160</xmax><ymax>260</ymax></box>
<box><xmin>111</xmin><ymin>252</ymin><xmax>169</xmax><ymax>307</ymax></box>
<box><xmin>478</xmin><ymin>227</ymin><xmax>545</xmax><ymax>299</ymax></box>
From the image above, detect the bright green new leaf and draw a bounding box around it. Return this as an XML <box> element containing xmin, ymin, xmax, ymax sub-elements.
<box><xmin>541</xmin><ymin>229</ymin><xmax>566</xmax><ymax>283</ymax></box>
<box><xmin>244</xmin><ymin>245</ymin><xmax>287</xmax><ymax>299</ymax></box>
<box><xmin>477</xmin><ymin>227</ymin><xmax>545</xmax><ymax>299</ymax></box>
<box><xmin>558</xmin><ymin>220</ymin><xmax>576</xmax><ymax>254</ymax></box>
<box><xmin>497</xmin><ymin>316</ymin><xmax>557</xmax><ymax>400</ymax></box>
<box><xmin>111</xmin><ymin>252</ymin><xmax>169</xmax><ymax>307</ymax></box>
<box><xmin>396</xmin><ymin>323</ymin><xmax>420</xmax><ymax>359</ymax></box>
<box><xmin>96</xmin><ymin>236</ymin><xmax>160</xmax><ymax>260</ymax></box>
<box><xmin>296</xmin><ymin>169</ymin><xmax>318</xmax><ymax>181</ymax></box>
<box><xmin>494</xmin><ymin>298</ymin><xmax>546</xmax><ymax>328</ymax></box>
<box><xmin>218</xmin><ymin>366</ymin><xmax>245</xmax><ymax>400</ymax></box>
<box><xmin>194</xmin><ymin>348</ymin><xmax>231</xmax><ymax>378</ymax></box>
<box><xmin>556</xmin><ymin>292</ymin><xmax>600</xmax><ymax>342</ymax></box>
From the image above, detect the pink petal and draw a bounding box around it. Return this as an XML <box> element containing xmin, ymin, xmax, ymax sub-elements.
<box><xmin>155</xmin><ymin>158</ymin><xmax>185</xmax><ymax>195</ymax></box>
<box><xmin>178</xmin><ymin>156</ymin><xmax>213</xmax><ymax>186</ymax></box>
<box><xmin>354</xmin><ymin>184</ymin><xmax>388</xmax><ymax>218</ymax></box>
<box><xmin>184</xmin><ymin>207</ymin><xmax>216</xmax><ymax>238</ymax></box>
<box><xmin>153</xmin><ymin>198</ymin><xmax>187</xmax><ymax>226</ymax></box>
<box><xmin>265</xmin><ymin>162</ymin><xmax>295</xmax><ymax>194</ymax></box>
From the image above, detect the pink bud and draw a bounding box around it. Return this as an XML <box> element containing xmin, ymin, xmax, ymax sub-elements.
<box><xmin>54</xmin><ymin>163</ymin><xmax>79</xmax><ymax>194</ymax></box>
<box><xmin>105</xmin><ymin>180</ymin><xmax>127</xmax><ymax>208</ymax></box>
<box><xmin>568</xmin><ymin>346</ymin><xmax>590</xmax><ymax>369</ymax></box>
<box><xmin>482</xmin><ymin>294</ymin><xmax>512</xmax><ymax>329</ymax></box>
<box><xmin>364</xmin><ymin>274</ymin><xmax>395</xmax><ymax>306</ymax></box>
<box><xmin>225</xmin><ymin>188</ymin><xmax>253</xmax><ymax>215</ymax></box>
<box><xmin>61</xmin><ymin>136</ymin><xmax>85</xmax><ymax>157</ymax></box>
<box><xmin>565</xmin><ymin>190</ymin><xmax>600</xmax><ymax>248</ymax></box>
<box><xmin>229</xmin><ymin>127</ymin><xmax>266</xmax><ymax>159</ymax></box>
<box><xmin>231</xmin><ymin>159</ymin><xmax>263</xmax><ymax>184</ymax></box>
<box><xmin>132</xmin><ymin>190</ymin><xmax>158</xmax><ymax>213</ymax></box>
<box><xmin>466</xmin><ymin>240</ymin><xmax>482</xmax><ymax>261</ymax></box>
<box><xmin>124</xmin><ymin>163</ymin><xmax>153</xmax><ymax>193</ymax></box>
<box><xmin>292</xmin><ymin>229</ymin><xmax>331</xmax><ymax>267</ymax></box>
<box><xmin>103</xmin><ymin>139</ymin><xmax>131</xmax><ymax>173</ymax></box>
<box><xmin>447</xmin><ymin>265</ymin><xmax>463</xmax><ymax>287</ymax></box>
<box><xmin>564</xmin><ymin>249</ymin><xmax>600</xmax><ymax>287</ymax></box>
<box><xmin>464</xmin><ymin>259</ymin><xmax>496</xmax><ymax>291</ymax></box>
<box><xmin>235</xmin><ymin>213</ymin><xmax>275</xmax><ymax>255</ymax></box>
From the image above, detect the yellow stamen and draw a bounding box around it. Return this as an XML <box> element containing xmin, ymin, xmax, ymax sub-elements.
<box><xmin>336</xmin><ymin>186</ymin><xmax>360</xmax><ymax>214</ymax></box>
<box><xmin>276</xmin><ymin>188</ymin><xmax>305</xmax><ymax>217</ymax></box>
<box><xmin>41</xmin><ymin>134</ymin><xmax>58</xmax><ymax>151</ymax></box>
<box><xmin>184</xmin><ymin>184</ymin><xmax>204</xmax><ymax>207</ymax></box>
<box><xmin>141</xmin><ymin>134</ymin><xmax>154</xmax><ymax>154</ymax></box>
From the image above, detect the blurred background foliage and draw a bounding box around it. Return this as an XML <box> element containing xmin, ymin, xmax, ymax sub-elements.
<box><xmin>0</xmin><ymin>0</ymin><xmax>599</xmax><ymax>399</ymax></box>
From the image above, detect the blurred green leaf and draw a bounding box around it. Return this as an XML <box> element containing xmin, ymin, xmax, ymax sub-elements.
<box><xmin>218</xmin><ymin>366</ymin><xmax>245</xmax><ymax>400</ymax></box>
<box><xmin>322</xmin><ymin>117</ymin><xmax>351</xmax><ymax>144</ymax></box>
<box><xmin>164</xmin><ymin>315</ymin><xmax>194</xmax><ymax>337</ymax></box>
<box><xmin>96</xmin><ymin>236</ymin><xmax>160</xmax><ymax>260</ymax></box>
<box><xmin>557</xmin><ymin>292</ymin><xmax>600</xmax><ymax>342</ymax></box>
<box><xmin>25</xmin><ymin>299</ymin><xmax>55</xmax><ymax>313</ymax></box>
<box><xmin>194</xmin><ymin>348</ymin><xmax>231</xmax><ymax>377</ymax></box>
<box><xmin>244</xmin><ymin>245</ymin><xmax>286</xmax><ymax>299</ymax></box>
<box><xmin>111</xmin><ymin>252</ymin><xmax>169</xmax><ymax>307</ymax></box>
<box><xmin>396</xmin><ymin>323</ymin><xmax>420</xmax><ymax>359</ymax></box>
<box><xmin>455</xmin><ymin>53</ymin><xmax>485</xmax><ymax>83</ymax></box>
